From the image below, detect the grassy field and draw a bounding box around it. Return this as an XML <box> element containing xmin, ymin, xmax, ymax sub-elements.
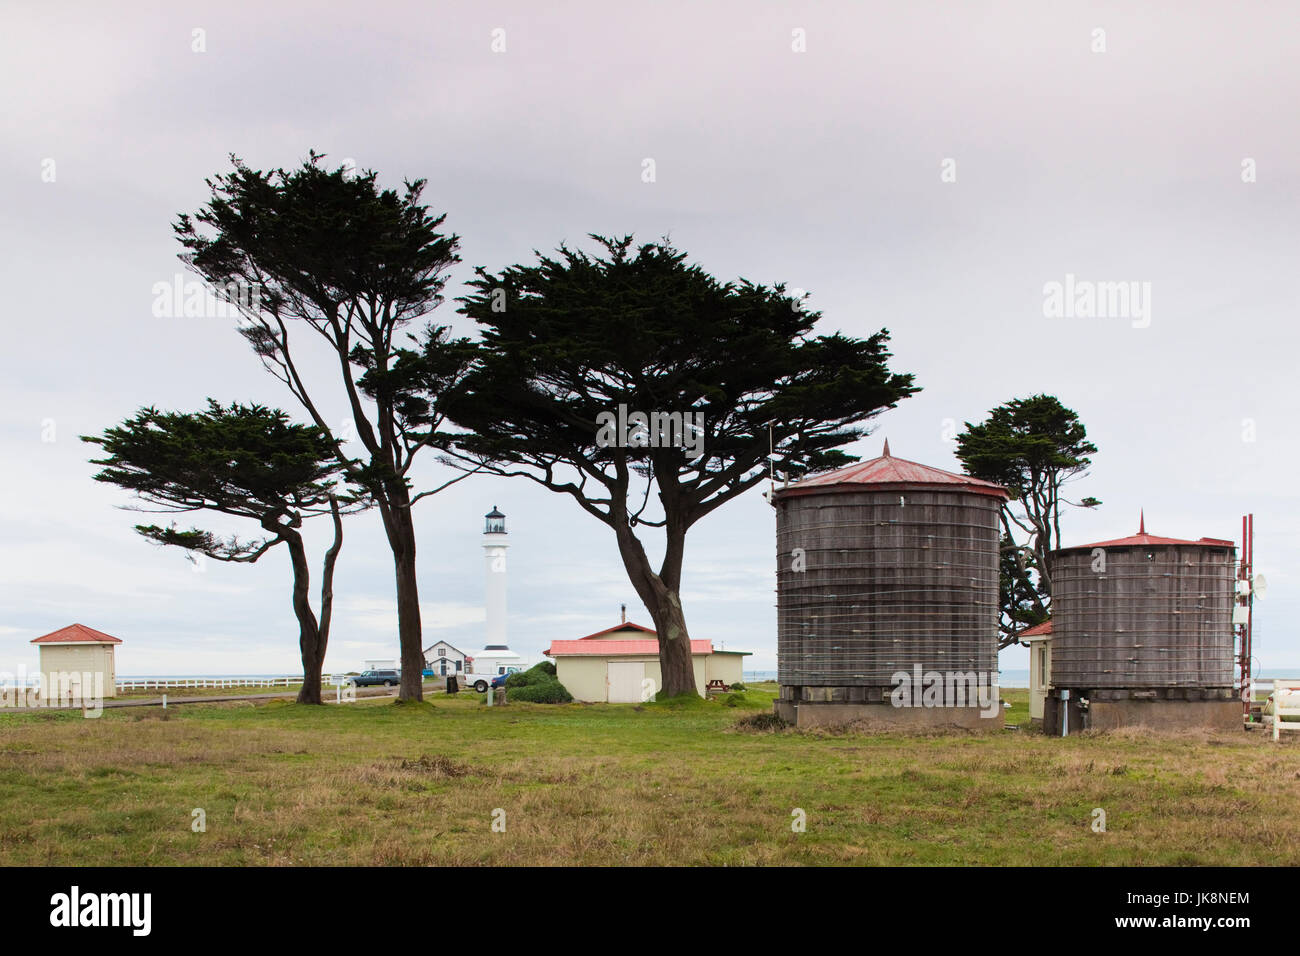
<box><xmin>1</xmin><ymin>684</ymin><xmax>1297</xmax><ymax>866</ymax></box>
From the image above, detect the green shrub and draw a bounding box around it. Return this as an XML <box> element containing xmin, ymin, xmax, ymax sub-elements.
<box><xmin>505</xmin><ymin>661</ymin><xmax>558</xmax><ymax>688</ymax></box>
<box><xmin>506</xmin><ymin>676</ymin><xmax>573</xmax><ymax>704</ymax></box>
<box><xmin>729</xmin><ymin>682</ymin><xmax>746</xmax><ymax>692</ymax></box>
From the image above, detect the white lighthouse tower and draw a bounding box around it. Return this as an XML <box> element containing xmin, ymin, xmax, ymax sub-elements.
<box><xmin>483</xmin><ymin>506</ymin><xmax>509</xmax><ymax>647</ymax></box>
<box><xmin>472</xmin><ymin>506</ymin><xmax>522</xmax><ymax>676</ymax></box>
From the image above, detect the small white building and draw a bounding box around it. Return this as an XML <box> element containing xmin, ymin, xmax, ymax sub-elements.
<box><xmin>1021</xmin><ymin>619</ymin><xmax>1053</xmax><ymax>726</ymax></box>
<box><xmin>545</xmin><ymin>620</ymin><xmax>750</xmax><ymax>703</ymax></box>
<box><xmin>31</xmin><ymin>623</ymin><xmax>121</xmax><ymax>699</ymax></box>
<box><xmin>423</xmin><ymin>641</ymin><xmax>468</xmax><ymax>675</ymax></box>
<box><xmin>362</xmin><ymin>658</ymin><xmax>398</xmax><ymax>671</ymax></box>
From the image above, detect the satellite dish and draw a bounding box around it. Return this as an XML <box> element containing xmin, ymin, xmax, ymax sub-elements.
<box><xmin>1253</xmin><ymin>573</ymin><xmax>1267</xmax><ymax>599</ymax></box>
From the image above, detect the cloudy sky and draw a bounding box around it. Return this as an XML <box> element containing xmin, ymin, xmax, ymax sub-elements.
<box><xmin>2</xmin><ymin>1</ymin><xmax>1296</xmax><ymax>680</ymax></box>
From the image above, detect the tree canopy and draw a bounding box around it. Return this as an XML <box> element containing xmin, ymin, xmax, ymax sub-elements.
<box><xmin>83</xmin><ymin>401</ymin><xmax>358</xmax><ymax>703</ymax></box>
<box><xmin>439</xmin><ymin>235</ymin><xmax>919</xmax><ymax>695</ymax></box>
<box><xmin>956</xmin><ymin>394</ymin><xmax>1100</xmax><ymax>646</ymax></box>
<box><xmin>174</xmin><ymin>152</ymin><xmax>472</xmax><ymax>700</ymax></box>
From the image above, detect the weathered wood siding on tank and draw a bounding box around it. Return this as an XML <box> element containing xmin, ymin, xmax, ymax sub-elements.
<box><xmin>775</xmin><ymin>490</ymin><xmax>1001</xmax><ymax>687</ymax></box>
<box><xmin>1051</xmin><ymin>544</ymin><xmax>1235</xmax><ymax>688</ymax></box>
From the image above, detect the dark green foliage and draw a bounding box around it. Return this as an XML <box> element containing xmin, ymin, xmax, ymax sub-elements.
<box><xmin>174</xmin><ymin>151</ymin><xmax>472</xmax><ymax>702</ymax></box>
<box><xmin>956</xmin><ymin>394</ymin><xmax>1099</xmax><ymax>646</ymax></box>
<box><xmin>83</xmin><ymin>401</ymin><xmax>358</xmax><ymax>704</ymax></box>
<box><xmin>506</xmin><ymin>677</ymin><xmax>573</xmax><ymax>704</ymax></box>
<box><xmin>174</xmin><ymin>151</ymin><xmax>457</xmax><ymax>341</ymax></box>
<box><xmin>956</xmin><ymin>394</ymin><xmax>1097</xmax><ymax>500</ymax></box>
<box><xmin>173</xmin><ymin>152</ymin><xmax>471</xmax><ymax>502</ymax></box>
<box><xmin>504</xmin><ymin>662</ymin><xmax>557</xmax><ymax>688</ymax></box>
<box><xmin>83</xmin><ymin>401</ymin><xmax>350</xmax><ymax>555</ymax></box>
<box><xmin>446</xmin><ymin>236</ymin><xmax>918</xmax><ymax>498</ymax></box>
<box><xmin>999</xmin><ymin>534</ymin><xmax>1049</xmax><ymax>638</ymax></box>
<box><xmin>438</xmin><ymin>235</ymin><xmax>919</xmax><ymax>697</ymax></box>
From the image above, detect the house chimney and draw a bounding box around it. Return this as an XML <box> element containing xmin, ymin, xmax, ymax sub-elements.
<box><xmin>620</xmin><ymin>603</ymin><xmax>626</xmax><ymax>624</ymax></box>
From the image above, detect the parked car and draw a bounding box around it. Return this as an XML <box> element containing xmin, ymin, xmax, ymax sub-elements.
<box><xmin>351</xmin><ymin>669</ymin><xmax>400</xmax><ymax>687</ymax></box>
<box><xmin>467</xmin><ymin>671</ymin><xmax>513</xmax><ymax>694</ymax></box>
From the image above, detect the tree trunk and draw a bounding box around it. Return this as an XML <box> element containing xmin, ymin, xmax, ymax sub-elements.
<box><xmin>648</xmin><ymin>589</ymin><xmax>696</xmax><ymax>698</ymax></box>
<box><xmin>298</xmin><ymin>634</ymin><xmax>324</xmax><ymax>705</ymax></box>
<box><xmin>318</xmin><ymin>496</ymin><xmax>343</xmax><ymax>647</ymax></box>
<box><xmin>307</xmin><ymin>496</ymin><xmax>344</xmax><ymax>705</ymax></box>
<box><xmin>385</xmin><ymin>485</ymin><xmax>425</xmax><ymax>702</ymax></box>
<box><xmin>281</xmin><ymin>529</ymin><xmax>326</xmax><ymax>705</ymax></box>
<box><xmin>611</xmin><ymin>514</ymin><xmax>699</xmax><ymax>698</ymax></box>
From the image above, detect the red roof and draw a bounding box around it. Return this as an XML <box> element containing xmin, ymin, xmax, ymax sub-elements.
<box><xmin>546</xmin><ymin>639</ymin><xmax>714</xmax><ymax>657</ymax></box>
<box><xmin>31</xmin><ymin>623</ymin><xmax>122</xmax><ymax>645</ymax></box>
<box><xmin>1057</xmin><ymin>514</ymin><xmax>1234</xmax><ymax>553</ymax></box>
<box><xmin>775</xmin><ymin>440</ymin><xmax>1008</xmax><ymax>500</ymax></box>
<box><xmin>1019</xmin><ymin>620</ymin><xmax>1053</xmax><ymax>638</ymax></box>
<box><xmin>574</xmin><ymin>622</ymin><xmax>656</xmax><ymax>641</ymax></box>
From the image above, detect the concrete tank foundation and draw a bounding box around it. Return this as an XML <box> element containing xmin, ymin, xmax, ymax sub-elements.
<box><xmin>1041</xmin><ymin>688</ymin><xmax>1238</xmax><ymax>736</ymax></box>
<box><xmin>774</xmin><ymin>698</ymin><xmax>1003</xmax><ymax>732</ymax></box>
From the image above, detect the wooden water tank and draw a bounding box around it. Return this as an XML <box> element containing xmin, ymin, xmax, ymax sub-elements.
<box><xmin>773</xmin><ymin>442</ymin><xmax>1007</xmax><ymax>702</ymax></box>
<box><xmin>1049</xmin><ymin>519</ymin><xmax>1236</xmax><ymax>690</ymax></box>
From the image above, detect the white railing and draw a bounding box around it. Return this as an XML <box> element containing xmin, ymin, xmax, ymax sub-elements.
<box><xmin>113</xmin><ymin>675</ymin><xmax>438</xmax><ymax>693</ymax></box>
<box><xmin>1264</xmin><ymin>680</ymin><xmax>1300</xmax><ymax>741</ymax></box>
<box><xmin>115</xmin><ymin>676</ymin><xmax>309</xmax><ymax>692</ymax></box>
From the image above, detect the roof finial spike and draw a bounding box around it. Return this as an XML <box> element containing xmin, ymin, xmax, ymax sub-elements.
<box><xmin>1139</xmin><ymin>509</ymin><xmax>1145</xmax><ymax>535</ymax></box>
<box><xmin>882</xmin><ymin>438</ymin><xmax>891</xmax><ymax>458</ymax></box>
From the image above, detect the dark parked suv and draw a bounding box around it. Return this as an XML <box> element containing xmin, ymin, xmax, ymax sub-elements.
<box><xmin>351</xmin><ymin>669</ymin><xmax>400</xmax><ymax>687</ymax></box>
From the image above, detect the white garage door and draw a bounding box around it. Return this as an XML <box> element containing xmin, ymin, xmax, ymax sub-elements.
<box><xmin>607</xmin><ymin>661</ymin><xmax>645</xmax><ymax>703</ymax></box>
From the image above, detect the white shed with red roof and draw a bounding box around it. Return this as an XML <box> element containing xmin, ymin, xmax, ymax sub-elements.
<box><xmin>1020</xmin><ymin>619</ymin><xmax>1053</xmax><ymax>725</ymax></box>
<box><xmin>544</xmin><ymin>620</ymin><xmax>750</xmax><ymax>702</ymax></box>
<box><xmin>31</xmin><ymin>624</ymin><xmax>121</xmax><ymax>698</ymax></box>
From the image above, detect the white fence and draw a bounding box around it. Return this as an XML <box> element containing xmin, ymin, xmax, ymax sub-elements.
<box><xmin>115</xmin><ymin>676</ymin><xmax>313</xmax><ymax>692</ymax></box>
<box><xmin>113</xmin><ymin>675</ymin><xmax>435</xmax><ymax>693</ymax></box>
<box><xmin>1253</xmin><ymin>678</ymin><xmax>1278</xmax><ymax>698</ymax></box>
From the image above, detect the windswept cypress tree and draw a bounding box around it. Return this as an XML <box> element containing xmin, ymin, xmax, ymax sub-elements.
<box><xmin>174</xmin><ymin>153</ymin><xmax>474</xmax><ymax>701</ymax></box>
<box><xmin>84</xmin><ymin>402</ymin><xmax>363</xmax><ymax>703</ymax></box>
<box><xmin>439</xmin><ymin>236</ymin><xmax>918</xmax><ymax>697</ymax></box>
<box><xmin>956</xmin><ymin>394</ymin><xmax>1101</xmax><ymax>646</ymax></box>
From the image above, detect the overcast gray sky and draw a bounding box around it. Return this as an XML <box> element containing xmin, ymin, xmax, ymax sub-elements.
<box><xmin>2</xmin><ymin>0</ymin><xmax>1296</xmax><ymax>679</ymax></box>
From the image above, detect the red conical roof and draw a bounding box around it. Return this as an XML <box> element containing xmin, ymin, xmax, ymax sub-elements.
<box><xmin>775</xmin><ymin>442</ymin><xmax>1008</xmax><ymax>500</ymax></box>
<box><xmin>1057</xmin><ymin>513</ymin><xmax>1234</xmax><ymax>553</ymax></box>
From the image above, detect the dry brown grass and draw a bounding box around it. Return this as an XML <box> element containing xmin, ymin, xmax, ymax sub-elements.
<box><xmin>0</xmin><ymin>690</ymin><xmax>1297</xmax><ymax>865</ymax></box>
